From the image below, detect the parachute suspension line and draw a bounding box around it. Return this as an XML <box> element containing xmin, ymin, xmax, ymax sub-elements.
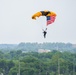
<box><xmin>40</xmin><ymin>22</ymin><xmax>47</xmax><ymax>32</ymax></box>
<box><xmin>41</xmin><ymin>17</ymin><xmax>47</xmax><ymax>31</ymax></box>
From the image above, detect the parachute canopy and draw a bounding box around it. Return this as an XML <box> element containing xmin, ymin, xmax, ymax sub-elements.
<box><xmin>32</xmin><ymin>10</ymin><xmax>57</xmax><ymax>25</ymax></box>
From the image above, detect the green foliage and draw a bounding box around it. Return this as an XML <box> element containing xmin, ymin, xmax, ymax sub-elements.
<box><xmin>0</xmin><ymin>50</ymin><xmax>76</xmax><ymax>75</ymax></box>
<box><xmin>0</xmin><ymin>42</ymin><xmax>75</xmax><ymax>53</ymax></box>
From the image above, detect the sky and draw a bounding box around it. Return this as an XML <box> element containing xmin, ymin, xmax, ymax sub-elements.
<box><xmin>0</xmin><ymin>0</ymin><xmax>76</xmax><ymax>44</ymax></box>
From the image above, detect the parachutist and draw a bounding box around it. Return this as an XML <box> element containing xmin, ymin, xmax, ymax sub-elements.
<box><xmin>32</xmin><ymin>11</ymin><xmax>57</xmax><ymax>38</ymax></box>
<box><xmin>43</xmin><ymin>28</ymin><xmax>47</xmax><ymax>38</ymax></box>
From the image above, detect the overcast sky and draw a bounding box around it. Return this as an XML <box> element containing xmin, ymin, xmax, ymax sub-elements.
<box><xmin>0</xmin><ymin>0</ymin><xmax>76</xmax><ymax>44</ymax></box>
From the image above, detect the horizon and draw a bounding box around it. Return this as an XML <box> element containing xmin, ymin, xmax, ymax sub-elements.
<box><xmin>0</xmin><ymin>42</ymin><xmax>75</xmax><ymax>45</ymax></box>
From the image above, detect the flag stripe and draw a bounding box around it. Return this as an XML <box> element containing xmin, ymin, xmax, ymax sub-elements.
<box><xmin>46</xmin><ymin>16</ymin><xmax>56</xmax><ymax>26</ymax></box>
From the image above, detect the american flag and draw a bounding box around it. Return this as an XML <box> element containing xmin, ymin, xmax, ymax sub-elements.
<box><xmin>46</xmin><ymin>16</ymin><xmax>56</xmax><ymax>26</ymax></box>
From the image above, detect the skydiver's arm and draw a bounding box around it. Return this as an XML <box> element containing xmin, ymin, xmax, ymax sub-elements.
<box><xmin>42</xmin><ymin>29</ymin><xmax>44</xmax><ymax>31</ymax></box>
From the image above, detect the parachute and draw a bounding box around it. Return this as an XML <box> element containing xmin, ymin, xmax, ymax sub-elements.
<box><xmin>32</xmin><ymin>10</ymin><xmax>57</xmax><ymax>26</ymax></box>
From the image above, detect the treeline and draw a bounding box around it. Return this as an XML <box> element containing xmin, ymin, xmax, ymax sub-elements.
<box><xmin>0</xmin><ymin>42</ymin><xmax>76</xmax><ymax>53</ymax></box>
<box><xmin>0</xmin><ymin>50</ymin><xmax>76</xmax><ymax>75</ymax></box>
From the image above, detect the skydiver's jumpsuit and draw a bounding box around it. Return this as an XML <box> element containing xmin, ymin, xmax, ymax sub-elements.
<box><xmin>43</xmin><ymin>31</ymin><xmax>47</xmax><ymax>38</ymax></box>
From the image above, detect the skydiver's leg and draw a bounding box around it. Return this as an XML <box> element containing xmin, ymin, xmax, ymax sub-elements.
<box><xmin>44</xmin><ymin>34</ymin><xmax>46</xmax><ymax>38</ymax></box>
